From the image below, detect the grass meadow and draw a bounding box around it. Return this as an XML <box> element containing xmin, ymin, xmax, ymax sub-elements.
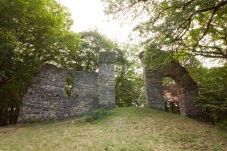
<box><xmin>0</xmin><ymin>107</ymin><xmax>226</xmax><ymax>151</ymax></box>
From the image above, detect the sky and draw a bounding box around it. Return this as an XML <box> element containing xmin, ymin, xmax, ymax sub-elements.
<box><xmin>58</xmin><ymin>0</ymin><xmax>134</xmax><ymax>44</ymax></box>
<box><xmin>57</xmin><ymin>0</ymin><xmax>221</xmax><ymax>68</ymax></box>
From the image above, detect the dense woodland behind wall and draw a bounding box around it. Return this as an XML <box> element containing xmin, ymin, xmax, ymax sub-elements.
<box><xmin>143</xmin><ymin>61</ymin><xmax>201</xmax><ymax>117</ymax></box>
<box><xmin>18</xmin><ymin>52</ymin><xmax>116</xmax><ymax>123</ymax></box>
<box><xmin>0</xmin><ymin>0</ymin><xmax>80</xmax><ymax>126</ymax></box>
<box><xmin>1</xmin><ymin>0</ymin><xmax>227</xmax><ymax>126</ymax></box>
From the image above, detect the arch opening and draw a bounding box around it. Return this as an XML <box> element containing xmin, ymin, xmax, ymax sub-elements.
<box><xmin>65</xmin><ymin>74</ymin><xmax>73</xmax><ymax>97</ymax></box>
<box><xmin>143</xmin><ymin>61</ymin><xmax>201</xmax><ymax>117</ymax></box>
<box><xmin>162</xmin><ymin>77</ymin><xmax>180</xmax><ymax>114</ymax></box>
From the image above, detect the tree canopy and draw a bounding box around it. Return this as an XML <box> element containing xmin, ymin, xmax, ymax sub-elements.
<box><xmin>0</xmin><ymin>0</ymin><xmax>80</xmax><ymax>125</ymax></box>
<box><xmin>0</xmin><ymin>0</ymin><xmax>80</xmax><ymax>86</ymax></box>
<box><xmin>77</xmin><ymin>30</ymin><xmax>144</xmax><ymax>107</ymax></box>
<box><xmin>102</xmin><ymin>0</ymin><xmax>227</xmax><ymax>60</ymax></box>
<box><xmin>75</xmin><ymin>30</ymin><xmax>115</xmax><ymax>71</ymax></box>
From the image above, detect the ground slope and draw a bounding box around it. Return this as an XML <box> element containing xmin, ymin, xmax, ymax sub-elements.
<box><xmin>0</xmin><ymin>107</ymin><xmax>226</xmax><ymax>151</ymax></box>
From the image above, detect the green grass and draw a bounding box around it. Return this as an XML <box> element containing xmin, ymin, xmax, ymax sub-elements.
<box><xmin>0</xmin><ymin>107</ymin><xmax>226</xmax><ymax>151</ymax></box>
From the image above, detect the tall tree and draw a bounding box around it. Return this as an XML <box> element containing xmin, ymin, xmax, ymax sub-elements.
<box><xmin>0</xmin><ymin>0</ymin><xmax>80</xmax><ymax>86</ymax></box>
<box><xmin>102</xmin><ymin>0</ymin><xmax>227</xmax><ymax>60</ymax></box>
<box><xmin>115</xmin><ymin>45</ymin><xmax>144</xmax><ymax>107</ymax></box>
<box><xmin>75</xmin><ymin>30</ymin><xmax>115</xmax><ymax>71</ymax></box>
<box><xmin>0</xmin><ymin>0</ymin><xmax>80</xmax><ymax>125</ymax></box>
<box><xmin>77</xmin><ymin>30</ymin><xmax>144</xmax><ymax>106</ymax></box>
<box><xmin>192</xmin><ymin>65</ymin><xmax>227</xmax><ymax>125</ymax></box>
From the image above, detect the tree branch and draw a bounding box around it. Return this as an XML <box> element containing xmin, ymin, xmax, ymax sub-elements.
<box><xmin>174</xmin><ymin>1</ymin><xmax>227</xmax><ymax>43</ymax></box>
<box><xmin>182</xmin><ymin>0</ymin><xmax>196</xmax><ymax>10</ymax></box>
<box><xmin>197</xmin><ymin>45</ymin><xmax>227</xmax><ymax>59</ymax></box>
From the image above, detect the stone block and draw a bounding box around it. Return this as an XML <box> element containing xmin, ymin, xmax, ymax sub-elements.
<box><xmin>99</xmin><ymin>52</ymin><xmax>116</xmax><ymax>63</ymax></box>
<box><xmin>18</xmin><ymin>52</ymin><xmax>116</xmax><ymax>123</ymax></box>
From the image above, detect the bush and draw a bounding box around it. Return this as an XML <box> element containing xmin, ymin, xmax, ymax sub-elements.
<box><xmin>29</xmin><ymin>117</ymin><xmax>38</xmax><ymax>124</ymax></box>
<box><xmin>85</xmin><ymin>110</ymin><xmax>111</xmax><ymax>122</ymax></box>
<box><xmin>194</xmin><ymin>65</ymin><xmax>227</xmax><ymax>126</ymax></box>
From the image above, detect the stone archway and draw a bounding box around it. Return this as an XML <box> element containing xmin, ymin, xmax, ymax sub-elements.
<box><xmin>143</xmin><ymin>61</ymin><xmax>201</xmax><ymax>117</ymax></box>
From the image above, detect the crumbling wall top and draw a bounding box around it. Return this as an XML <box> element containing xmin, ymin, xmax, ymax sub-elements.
<box><xmin>99</xmin><ymin>52</ymin><xmax>116</xmax><ymax>63</ymax></box>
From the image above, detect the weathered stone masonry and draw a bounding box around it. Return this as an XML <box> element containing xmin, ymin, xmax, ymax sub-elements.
<box><xmin>98</xmin><ymin>52</ymin><xmax>116</xmax><ymax>109</ymax></box>
<box><xmin>143</xmin><ymin>61</ymin><xmax>201</xmax><ymax>117</ymax></box>
<box><xmin>17</xmin><ymin>52</ymin><xmax>115</xmax><ymax>123</ymax></box>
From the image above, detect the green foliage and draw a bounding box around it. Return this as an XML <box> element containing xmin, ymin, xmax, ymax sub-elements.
<box><xmin>0</xmin><ymin>81</ymin><xmax>23</xmax><ymax>125</ymax></box>
<box><xmin>115</xmin><ymin>44</ymin><xmax>145</xmax><ymax>107</ymax></box>
<box><xmin>75</xmin><ymin>30</ymin><xmax>115</xmax><ymax>71</ymax></box>
<box><xmin>142</xmin><ymin>39</ymin><xmax>227</xmax><ymax>125</ymax></box>
<box><xmin>193</xmin><ymin>65</ymin><xmax>227</xmax><ymax>126</ymax></box>
<box><xmin>77</xmin><ymin>30</ymin><xmax>145</xmax><ymax>107</ymax></box>
<box><xmin>163</xmin><ymin>77</ymin><xmax>175</xmax><ymax>86</ymax></box>
<box><xmin>115</xmin><ymin>76</ymin><xmax>144</xmax><ymax>107</ymax></box>
<box><xmin>102</xmin><ymin>0</ymin><xmax>227</xmax><ymax>60</ymax></box>
<box><xmin>65</xmin><ymin>74</ymin><xmax>73</xmax><ymax>97</ymax></box>
<box><xmin>0</xmin><ymin>0</ymin><xmax>81</xmax><ymax>84</ymax></box>
<box><xmin>0</xmin><ymin>0</ymin><xmax>80</xmax><ymax>125</ymax></box>
<box><xmin>85</xmin><ymin>110</ymin><xmax>111</xmax><ymax>122</ymax></box>
<box><xmin>1</xmin><ymin>107</ymin><xmax>227</xmax><ymax>150</ymax></box>
<box><xmin>29</xmin><ymin>117</ymin><xmax>38</xmax><ymax>124</ymax></box>
<box><xmin>143</xmin><ymin>43</ymin><xmax>174</xmax><ymax>70</ymax></box>
<box><xmin>102</xmin><ymin>0</ymin><xmax>227</xmax><ymax>125</ymax></box>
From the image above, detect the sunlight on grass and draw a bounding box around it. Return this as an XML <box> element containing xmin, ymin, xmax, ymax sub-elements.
<box><xmin>0</xmin><ymin>107</ymin><xmax>226</xmax><ymax>151</ymax></box>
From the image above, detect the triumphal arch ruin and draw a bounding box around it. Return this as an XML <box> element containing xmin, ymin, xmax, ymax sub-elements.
<box><xmin>141</xmin><ymin>57</ymin><xmax>201</xmax><ymax>117</ymax></box>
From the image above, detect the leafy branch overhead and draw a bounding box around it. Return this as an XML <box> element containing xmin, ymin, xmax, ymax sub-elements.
<box><xmin>102</xmin><ymin>0</ymin><xmax>227</xmax><ymax>60</ymax></box>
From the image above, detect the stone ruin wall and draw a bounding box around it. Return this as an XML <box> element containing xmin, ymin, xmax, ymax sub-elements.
<box><xmin>98</xmin><ymin>52</ymin><xmax>115</xmax><ymax>109</ymax></box>
<box><xmin>18</xmin><ymin>52</ymin><xmax>115</xmax><ymax>123</ymax></box>
<box><xmin>143</xmin><ymin>61</ymin><xmax>201</xmax><ymax>117</ymax></box>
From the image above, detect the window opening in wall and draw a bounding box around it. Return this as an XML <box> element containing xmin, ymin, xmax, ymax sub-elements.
<box><xmin>65</xmin><ymin>74</ymin><xmax>73</xmax><ymax>97</ymax></box>
<box><xmin>163</xmin><ymin>77</ymin><xmax>180</xmax><ymax>114</ymax></box>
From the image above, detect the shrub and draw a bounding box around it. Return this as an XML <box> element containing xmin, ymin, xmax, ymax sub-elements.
<box><xmin>29</xmin><ymin>117</ymin><xmax>38</xmax><ymax>124</ymax></box>
<box><xmin>194</xmin><ymin>65</ymin><xmax>227</xmax><ymax>126</ymax></box>
<box><xmin>85</xmin><ymin>110</ymin><xmax>111</xmax><ymax>122</ymax></box>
